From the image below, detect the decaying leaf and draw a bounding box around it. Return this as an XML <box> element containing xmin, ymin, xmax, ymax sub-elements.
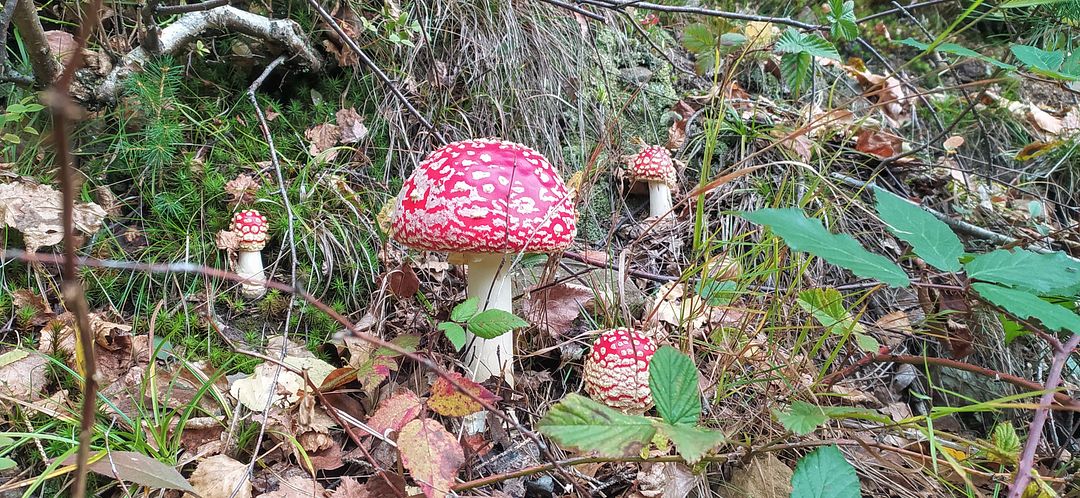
<box><xmin>384</xmin><ymin>262</ymin><xmax>420</xmax><ymax>299</ymax></box>
<box><xmin>727</xmin><ymin>453</ymin><xmax>793</xmax><ymax>498</ymax></box>
<box><xmin>336</xmin><ymin>107</ymin><xmax>369</xmax><ymax>144</ymax></box>
<box><xmin>426</xmin><ymin>372</ymin><xmax>500</xmax><ymax>417</ymax></box>
<box><xmin>320</xmin><ymin>1</ymin><xmax>362</xmax><ymax>67</ymax></box>
<box><xmin>844</xmin><ymin>61</ymin><xmax>910</xmax><ymax>126</ymax></box>
<box><xmin>184</xmin><ymin>454</ymin><xmax>252</xmax><ymax>498</ymax></box>
<box><xmin>367</xmin><ymin>389</ymin><xmax>424</xmax><ymax>436</ymax></box>
<box><xmin>855</xmin><ymin>128</ymin><xmax>904</xmax><ymax>158</ymax></box>
<box><xmin>0</xmin><ymin>349</ymin><xmax>47</xmax><ymax>402</ymax></box>
<box><xmin>0</xmin><ymin>181</ymin><xmax>108</xmax><ymax>252</ymax></box>
<box><xmin>224</xmin><ymin>174</ymin><xmax>259</xmax><ymax>206</ymax></box>
<box><xmin>11</xmin><ymin>289</ymin><xmax>53</xmax><ymax>327</ymax></box>
<box><xmin>522</xmin><ymin>283</ymin><xmax>594</xmax><ymax>337</ymax></box>
<box><xmin>397</xmin><ymin>419</ymin><xmax>464</xmax><ymax>498</ymax></box>
<box><xmin>258</xmin><ymin>474</ymin><xmax>328</xmax><ymax>497</ymax></box>
<box><xmin>331</xmin><ymin>477</ymin><xmax>372</xmax><ymax>498</ymax></box>
<box><xmin>229</xmin><ymin>354</ymin><xmax>336</xmax><ymax>412</ymax></box>
<box><xmin>305</xmin><ymin>123</ymin><xmax>342</xmax><ymax>160</ymax></box>
<box><xmin>85</xmin><ymin>451</ymin><xmax>195</xmax><ymax>493</ymax></box>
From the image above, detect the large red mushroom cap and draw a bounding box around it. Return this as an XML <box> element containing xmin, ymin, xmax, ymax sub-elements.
<box><xmin>230</xmin><ymin>210</ymin><xmax>268</xmax><ymax>251</ymax></box>
<box><xmin>584</xmin><ymin>328</ymin><xmax>657</xmax><ymax>411</ymax></box>
<box><xmin>627</xmin><ymin>146</ymin><xmax>676</xmax><ymax>189</ymax></box>
<box><xmin>390</xmin><ymin>139</ymin><xmax>577</xmax><ymax>254</ymax></box>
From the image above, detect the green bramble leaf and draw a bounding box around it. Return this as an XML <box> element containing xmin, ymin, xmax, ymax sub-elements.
<box><xmin>467</xmin><ymin>309</ymin><xmax>529</xmax><ymax>339</ymax></box>
<box><xmin>775</xmin><ymin>401</ymin><xmax>829</xmax><ymax>435</ymax></box>
<box><xmin>451</xmin><ymin>297</ymin><xmax>480</xmax><ymax>322</ymax></box>
<box><xmin>648</xmin><ymin>346</ymin><xmax>701</xmax><ymax>426</ymax></box>
<box><xmin>655</xmin><ymin>422</ymin><xmax>726</xmax><ymax>464</ymax></box>
<box><xmin>537</xmin><ymin>394</ymin><xmax>656</xmax><ymax>457</ymax></box>
<box><xmin>827</xmin><ymin>0</ymin><xmax>858</xmax><ymax>41</ymax></box>
<box><xmin>972</xmin><ymin>283</ymin><xmax>1080</xmax><ymax>334</ymax></box>
<box><xmin>965</xmin><ymin>249</ymin><xmax>1080</xmax><ymax>295</ymax></box>
<box><xmin>437</xmin><ymin>322</ymin><xmax>466</xmax><ymax>351</ymax></box>
<box><xmin>742</xmin><ymin>208</ymin><xmax>910</xmax><ymax>287</ymax></box>
<box><xmin>0</xmin><ymin>458</ymin><xmax>14</xmax><ymax>471</ymax></box>
<box><xmin>897</xmin><ymin>38</ymin><xmax>1014</xmax><ymax>69</ymax></box>
<box><xmin>874</xmin><ymin>189</ymin><xmax>964</xmax><ymax>272</ymax></box>
<box><xmin>791</xmin><ymin>446</ymin><xmax>862</xmax><ymax>498</ymax></box>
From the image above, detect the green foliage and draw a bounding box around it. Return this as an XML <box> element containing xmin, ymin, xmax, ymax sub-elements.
<box><xmin>874</xmin><ymin>190</ymin><xmax>963</xmax><ymax>272</ymax></box>
<box><xmin>742</xmin><ymin>208</ymin><xmax>910</xmax><ymax>286</ymax></box>
<box><xmin>797</xmin><ymin>288</ymin><xmax>878</xmax><ymax>352</ymax></box>
<box><xmin>826</xmin><ymin>0</ymin><xmax>858</xmax><ymax>41</ymax></box>
<box><xmin>649</xmin><ymin>346</ymin><xmax>702</xmax><ymax>426</ymax></box>
<box><xmin>971</xmin><ymin>284</ymin><xmax>1080</xmax><ymax>333</ymax></box>
<box><xmin>0</xmin><ymin>434</ymin><xmax>15</xmax><ymax>471</ymax></box>
<box><xmin>776</xmin><ymin>401</ymin><xmax>830</xmax><ymax>436</ymax></box>
<box><xmin>897</xmin><ymin>39</ymin><xmax>1015</xmax><ymax>69</ymax></box>
<box><xmin>790</xmin><ymin>446</ymin><xmax>862</xmax><ymax>498</ymax></box>
<box><xmin>681</xmin><ymin>23</ymin><xmax>747</xmax><ymax>73</ymax></box>
<box><xmin>1010</xmin><ymin>44</ymin><xmax>1080</xmax><ymax>80</ymax></box>
<box><xmin>537</xmin><ymin>394</ymin><xmax>657</xmax><ymax>457</ymax></box>
<box><xmin>435</xmin><ymin>298</ymin><xmax>528</xmax><ymax>347</ymax></box>
<box><xmin>774</xmin><ymin>29</ymin><xmax>841</xmax><ymax>92</ymax></box>
<box><xmin>966</xmin><ymin>249</ymin><xmax>1080</xmax><ymax>295</ymax></box>
<box><xmin>984</xmin><ymin>421</ymin><xmax>1022</xmax><ymax>465</ymax></box>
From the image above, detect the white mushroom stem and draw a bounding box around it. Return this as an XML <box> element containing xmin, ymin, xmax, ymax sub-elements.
<box><xmin>463</xmin><ymin>253</ymin><xmax>515</xmax><ymax>386</ymax></box>
<box><xmin>236</xmin><ymin>249</ymin><xmax>266</xmax><ymax>299</ymax></box>
<box><xmin>648</xmin><ymin>181</ymin><xmax>674</xmax><ymax>218</ymax></box>
<box><xmin>460</xmin><ymin>253</ymin><xmax>514</xmax><ymax>435</ymax></box>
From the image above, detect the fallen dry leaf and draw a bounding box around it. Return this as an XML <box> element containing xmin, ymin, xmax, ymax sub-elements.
<box><xmin>305</xmin><ymin>123</ymin><xmax>342</xmax><ymax>160</ymax></box>
<box><xmin>229</xmin><ymin>355</ymin><xmax>336</xmax><ymax>412</ymax></box>
<box><xmin>844</xmin><ymin>61</ymin><xmax>910</xmax><ymax>127</ymax></box>
<box><xmin>184</xmin><ymin>454</ymin><xmax>252</xmax><ymax>498</ymax></box>
<box><xmin>336</xmin><ymin>107</ymin><xmax>368</xmax><ymax>144</ymax></box>
<box><xmin>331</xmin><ymin>477</ymin><xmax>372</xmax><ymax>498</ymax></box>
<box><xmin>426</xmin><ymin>372</ymin><xmax>500</xmax><ymax>417</ymax></box>
<box><xmin>0</xmin><ymin>181</ymin><xmax>108</xmax><ymax>252</ymax></box>
<box><xmin>319</xmin><ymin>1</ymin><xmax>362</xmax><ymax>67</ymax></box>
<box><xmin>257</xmin><ymin>474</ymin><xmax>327</xmax><ymax>498</ymax></box>
<box><xmin>11</xmin><ymin>289</ymin><xmax>53</xmax><ymax>327</ymax></box>
<box><xmin>367</xmin><ymin>389</ymin><xmax>424</xmax><ymax>437</ymax></box>
<box><xmin>384</xmin><ymin>262</ymin><xmax>420</xmax><ymax>299</ymax></box>
<box><xmin>855</xmin><ymin>128</ymin><xmax>904</xmax><ymax>158</ymax></box>
<box><xmin>0</xmin><ymin>349</ymin><xmax>48</xmax><ymax>402</ymax></box>
<box><xmin>225</xmin><ymin>174</ymin><xmax>259</xmax><ymax>206</ymax></box>
<box><xmin>727</xmin><ymin>453</ymin><xmax>793</xmax><ymax>498</ymax></box>
<box><xmin>397</xmin><ymin>419</ymin><xmax>464</xmax><ymax>498</ymax></box>
<box><xmin>523</xmin><ymin>283</ymin><xmax>594</xmax><ymax>337</ymax></box>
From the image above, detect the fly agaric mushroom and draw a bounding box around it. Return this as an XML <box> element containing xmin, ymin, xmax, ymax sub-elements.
<box><xmin>230</xmin><ymin>209</ymin><xmax>269</xmax><ymax>299</ymax></box>
<box><xmin>628</xmin><ymin>146</ymin><xmax>677</xmax><ymax>218</ymax></box>
<box><xmin>390</xmin><ymin>138</ymin><xmax>577</xmax><ymax>388</ymax></box>
<box><xmin>584</xmin><ymin>328</ymin><xmax>657</xmax><ymax>412</ymax></box>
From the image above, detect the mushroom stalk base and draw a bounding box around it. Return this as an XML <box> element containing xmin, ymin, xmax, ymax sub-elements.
<box><xmin>236</xmin><ymin>250</ymin><xmax>266</xmax><ymax>299</ymax></box>
<box><xmin>462</xmin><ymin>253</ymin><xmax>514</xmax><ymax>435</ymax></box>
<box><xmin>648</xmin><ymin>181</ymin><xmax>673</xmax><ymax>218</ymax></box>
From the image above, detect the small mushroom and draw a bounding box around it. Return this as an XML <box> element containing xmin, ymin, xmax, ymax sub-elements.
<box><xmin>584</xmin><ymin>328</ymin><xmax>657</xmax><ymax>413</ymax></box>
<box><xmin>390</xmin><ymin>138</ymin><xmax>577</xmax><ymax>387</ymax></box>
<box><xmin>628</xmin><ymin>146</ymin><xmax>677</xmax><ymax>218</ymax></box>
<box><xmin>230</xmin><ymin>209</ymin><xmax>269</xmax><ymax>299</ymax></box>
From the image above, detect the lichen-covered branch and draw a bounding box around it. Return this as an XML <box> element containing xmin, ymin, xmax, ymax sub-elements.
<box><xmin>97</xmin><ymin>5</ymin><xmax>321</xmax><ymax>101</ymax></box>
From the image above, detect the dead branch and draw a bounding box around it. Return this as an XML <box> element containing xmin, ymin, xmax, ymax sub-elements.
<box><xmin>96</xmin><ymin>5</ymin><xmax>321</xmax><ymax>101</ymax></box>
<box><xmin>10</xmin><ymin>0</ymin><xmax>59</xmax><ymax>84</ymax></box>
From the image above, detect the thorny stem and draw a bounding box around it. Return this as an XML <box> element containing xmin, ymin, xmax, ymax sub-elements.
<box><xmin>0</xmin><ymin>249</ymin><xmax>587</xmax><ymax>496</ymax></box>
<box><xmin>1009</xmin><ymin>334</ymin><xmax>1080</xmax><ymax>498</ymax></box>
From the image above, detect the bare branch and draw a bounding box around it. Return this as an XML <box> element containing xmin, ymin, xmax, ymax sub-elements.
<box><xmin>155</xmin><ymin>0</ymin><xmax>229</xmax><ymax>15</ymax></box>
<box><xmin>10</xmin><ymin>0</ymin><xmax>59</xmax><ymax>84</ymax></box>
<box><xmin>96</xmin><ymin>5</ymin><xmax>321</xmax><ymax>101</ymax></box>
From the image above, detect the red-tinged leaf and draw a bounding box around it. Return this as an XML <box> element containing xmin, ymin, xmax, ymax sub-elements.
<box><xmin>367</xmin><ymin>390</ymin><xmax>423</xmax><ymax>436</ymax></box>
<box><xmin>385</xmin><ymin>262</ymin><xmax>420</xmax><ymax>299</ymax></box>
<box><xmin>426</xmin><ymin>372</ymin><xmax>500</xmax><ymax>417</ymax></box>
<box><xmin>855</xmin><ymin>129</ymin><xmax>903</xmax><ymax>158</ymax></box>
<box><xmin>397</xmin><ymin>419</ymin><xmax>464</xmax><ymax>498</ymax></box>
<box><xmin>320</xmin><ymin>366</ymin><xmax>358</xmax><ymax>391</ymax></box>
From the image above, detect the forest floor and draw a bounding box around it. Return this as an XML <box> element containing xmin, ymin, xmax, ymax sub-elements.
<box><xmin>0</xmin><ymin>1</ymin><xmax>1079</xmax><ymax>497</ymax></box>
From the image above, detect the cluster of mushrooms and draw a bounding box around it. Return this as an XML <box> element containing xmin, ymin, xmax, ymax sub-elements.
<box><xmin>225</xmin><ymin>138</ymin><xmax>677</xmax><ymax>416</ymax></box>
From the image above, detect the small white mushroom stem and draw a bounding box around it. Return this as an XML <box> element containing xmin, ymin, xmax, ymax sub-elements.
<box><xmin>648</xmin><ymin>181</ymin><xmax>674</xmax><ymax>219</ymax></box>
<box><xmin>462</xmin><ymin>253</ymin><xmax>515</xmax><ymax>387</ymax></box>
<box><xmin>236</xmin><ymin>250</ymin><xmax>266</xmax><ymax>299</ymax></box>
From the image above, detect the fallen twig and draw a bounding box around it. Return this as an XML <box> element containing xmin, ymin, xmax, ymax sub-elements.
<box><xmin>10</xmin><ymin>0</ymin><xmax>59</xmax><ymax>84</ymax></box>
<box><xmin>97</xmin><ymin>6</ymin><xmax>321</xmax><ymax>101</ymax></box>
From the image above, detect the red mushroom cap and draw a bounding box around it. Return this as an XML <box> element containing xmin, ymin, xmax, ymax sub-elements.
<box><xmin>230</xmin><ymin>209</ymin><xmax>268</xmax><ymax>251</ymax></box>
<box><xmin>628</xmin><ymin>146</ymin><xmax>676</xmax><ymax>189</ymax></box>
<box><xmin>390</xmin><ymin>139</ymin><xmax>577</xmax><ymax>254</ymax></box>
<box><xmin>584</xmin><ymin>328</ymin><xmax>657</xmax><ymax>411</ymax></box>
